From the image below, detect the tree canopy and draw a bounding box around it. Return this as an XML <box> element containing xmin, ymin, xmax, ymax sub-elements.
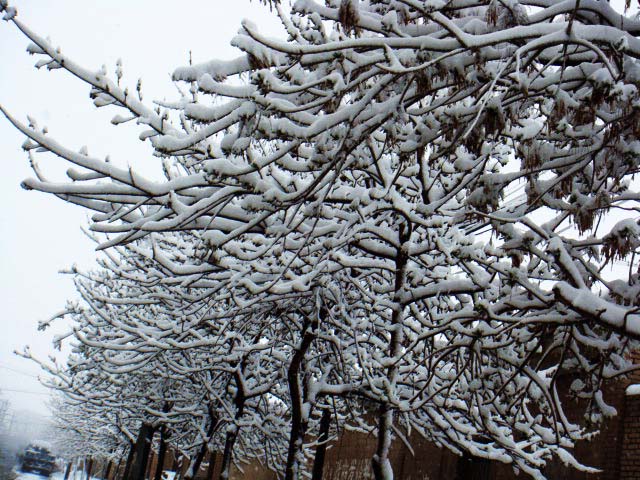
<box><xmin>4</xmin><ymin>1</ymin><xmax>640</xmax><ymax>479</ymax></box>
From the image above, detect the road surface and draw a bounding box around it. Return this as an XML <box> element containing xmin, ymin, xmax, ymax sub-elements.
<box><xmin>12</xmin><ymin>470</ymin><xmax>95</xmax><ymax>480</ymax></box>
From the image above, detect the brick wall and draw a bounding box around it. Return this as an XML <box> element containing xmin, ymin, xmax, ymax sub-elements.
<box><xmin>619</xmin><ymin>390</ymin><xmax>640</xmax><ymax>479</ymax></box>
<box><xmin>322</xmin><ymin>428</ymin><xmax>458</xmax><ymax>480</ymax></box>
<box><xmin>107</xmin><ymin>377</ymin><xmax>636</xmax><ymax>480</ymax></box>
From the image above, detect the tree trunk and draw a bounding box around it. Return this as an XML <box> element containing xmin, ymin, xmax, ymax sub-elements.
<box><xmin>219</xmin><ymin>373</ymin><xmax>246</xmax><ymax>480</ymax></box>
<box><xmin>154</xmin><ymin>428</ymin><xmax>169</xmax><ymax>480</ymax></box>
<box><xmin>171</xmin><ymin>453</ymin><xmax>182</xmax><ymax>479</ymax></box>
<box><xmin>151</xmin><ymin>402</ymin><xmax>173</xmax><ymax>480</ymax></box>
<box><xmin>124</xmin><ymin>423</ymin><xmax>155</xmax><ymax>480</ymax></box>
<box><xmin>284</xmin><ymin>317</ymin><xmax>317</xmax><ymax>480</ymax></box>
<box><xmin>372</xmin><ymin>222</ymin><xmax>410</xmax><ymax>480</ymax></box>
<box><xmin>186</xmin><ymin>413</ymin><xmax>218</xmax><ymax>480</ymax></box>
<box><xmin>112</xmin><ymin>457</ymin><xmax>123</xmax><ymax>480</ymax></box>
<box><xmin>146</xmin><ymin>449</ymin><xmax>156</xmax><ymax>479</ymax></box>
<box><xmin>185</xmin><ymin>447</ymin><xmax>206</xmax><ymax>480</ymax></box>
<box><xmin>103</xmin><ymin>460</ymin><xmax>113</xmax><ymax>480</ymax></box>
<box><xmin>85</xmin><ymin>457</ymin><xmax>94</xmax><ymax>480</ymax></box>
<box><xmin>371</xmin><ymin>404</ymin><xmax>394</xmax><ymax>480</ymax></box>
<box><xmin>311</xmin><ymin>408</ymin><xmax>332</xmax><ymax>480</ymax></box>
<box><xmin>206</xmin><ymin>451</ymin><xmax>218</xmax><ymax>480</ymax></box>
<box><xmin>114</xmin><ymin>457</ymin><xmax>123</xmax><ymax>480</ymax></box>
<box><xmin>63</xmin><ymin>461</ymin><xmax>73</xmax><ymax>480</ymax></box>
<box><xmin>218</xmin><ymin>423</ymin><xmax>240</xmax><ymax>480</ymax></box>
<box><xmin>122</xmin><ymin>440</ymin><xmax>136</xmax><ymax>480</ymax></box>
<box><xmin>178</xmin><ymin>455</ymin><xmax>189</xmax><ymax>480</ymax></box>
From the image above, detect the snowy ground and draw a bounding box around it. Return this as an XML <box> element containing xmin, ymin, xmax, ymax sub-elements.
<box><xmin>11</xmin><ymin>468</ymin><xmax>175</xmax><ymax>480</ymax></box>
<box><xmin>11</xmin><ymin>473</ymin><xmax>57</xmax><ymax>480</ymax></box>
<box><xmin>11</xmin><ymin>468</ymin><xmax>99</xmax><ymax>480</ymax></box>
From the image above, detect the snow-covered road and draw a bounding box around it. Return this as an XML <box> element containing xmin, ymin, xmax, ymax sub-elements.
<box><xmin>12</xmin><ymin>473</ymin><xmax>55</xmax><ymax>480</ymax></box>
<box><xmin>11</xmin><ymin>468</ymin><xmax>175</xmax><ymax>480</ymax></box>
<box><xmin>12</xmin><ymin>470</ymin><xmax>98</xmax><ymax>480</ymax></box>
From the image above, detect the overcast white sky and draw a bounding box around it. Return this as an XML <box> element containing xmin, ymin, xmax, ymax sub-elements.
<box><xmin>0</xmin><ymin>0</ymin><xmax>281</xmax><ymax>417</ymax></box>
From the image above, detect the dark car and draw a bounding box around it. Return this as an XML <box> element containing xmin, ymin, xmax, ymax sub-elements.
<box><xmin>19</xmin><ymin>443</ymin><xmax>57</xmax><ymax>477</ymax></box>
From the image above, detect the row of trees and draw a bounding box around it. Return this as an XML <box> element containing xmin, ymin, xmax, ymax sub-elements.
<box><xmin>4</xmin><ymin>0</ymin><xmax>640</xmax><ymax>479</ymax></box>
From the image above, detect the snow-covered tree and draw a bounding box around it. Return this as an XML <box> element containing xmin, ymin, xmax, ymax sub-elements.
<box><xmin>6</xmin><ymin>1</ymin><xmax>640</xmax><ymax>479</ymax></box>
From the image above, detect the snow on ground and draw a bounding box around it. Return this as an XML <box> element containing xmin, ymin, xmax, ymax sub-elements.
<box><xmin>12</xmin><ymin>468</ymin><xmax>99</xmax><ymax>480</ymax></box>
<box><xmin>12</xmin><ymin>468</ymin><xmax>175</xmax><ymax>480</ymax></box>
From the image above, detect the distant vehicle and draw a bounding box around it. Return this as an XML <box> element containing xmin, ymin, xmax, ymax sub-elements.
<box><xmin>19</xmin><ymin>442</ymin><xmax>57</xmax><ymax>477</ymax></box>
